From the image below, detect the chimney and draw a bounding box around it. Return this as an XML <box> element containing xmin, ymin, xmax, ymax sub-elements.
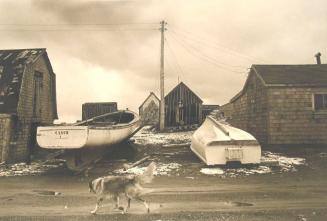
<box><xmin>315</xmin><ymin>52</ymin><xmax>321</xmax><ymax>64</ymax></box>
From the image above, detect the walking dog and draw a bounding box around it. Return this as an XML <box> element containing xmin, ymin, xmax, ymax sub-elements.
<box><xmin>89</xmin><ymin>162</ymin><xmax>156</xmax><ymax>214</ymax></box>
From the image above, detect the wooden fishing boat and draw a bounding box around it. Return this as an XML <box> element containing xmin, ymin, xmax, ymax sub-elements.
<box><xmin>191</xmin><ymin>116</ymin><xmax>261</xmax><ymax>165</ymax></box>
<box><xmin>36</xmin><ymin>110</ymin><xmax>141</xmax><ymax>170</ymax></box>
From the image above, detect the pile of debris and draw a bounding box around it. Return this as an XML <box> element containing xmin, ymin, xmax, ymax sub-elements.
<box><xmin>0</xmin><ymin>160</ymin><xmax>65</xmax><ymax>177</ymax></box>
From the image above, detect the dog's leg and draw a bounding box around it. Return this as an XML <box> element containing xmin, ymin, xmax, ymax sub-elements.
<box><xmin>113</xmin><ymin>195</ymin><xmax>119</xmax><ymax>209</ymax></box>
<box><xmin>127</xmin><ymin>197</ymin><xmax>131</xmax><ymax>209</ymax></box>
<box><xmin>115</xmin><ymin>195</ymin><xmax>126</xmax><ymax>214</ymax></box>
<box><xmin>91</xmin><ymin>198</ymin><xmax>103</xmax><ymax>215</ymax></box>
<box><xmin>135</xmin><ymin>197</ymin><xmax>150</xmax><ymax>213</ymax></box>
<box><xmin>120</xmin><ymin>196</ymin><xmax>131</xmax><ymax>214</ymax></box>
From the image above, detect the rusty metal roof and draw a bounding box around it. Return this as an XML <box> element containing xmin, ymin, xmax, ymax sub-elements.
<box><xmin>0</xmin><ymin>48</ymin><xmax>46</xmax><ymax>113</ymax></box>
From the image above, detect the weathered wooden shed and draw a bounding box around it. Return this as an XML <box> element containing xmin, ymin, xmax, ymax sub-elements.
<box><xmin>139</xmin><ymin>92</ymin><xmax>160</xmax><ymax>126</ymax></box>
<box><xmin>165</xmin><ymin>82</ymin><xmax>203</xmax><ymax>127</ymax></box>
<box><xmin>82</xmin><ymin>102</ymin><xmax>117</xmax><ymax>120</ymax></box>
<box><xmin>0</xmin><ymin>48</ymin><xmax>57</xmax><ymax>163</ymax></box>
<box><xmin>220</xmin><ymin>64</ymin><xmax>327</xmax><ymax>146</ymax></box>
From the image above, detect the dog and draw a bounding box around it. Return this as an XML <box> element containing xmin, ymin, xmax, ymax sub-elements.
<box><xmin>89</xmin><ymin>162</ymin><xmax>156</xmax><ymax>215</ymax></box>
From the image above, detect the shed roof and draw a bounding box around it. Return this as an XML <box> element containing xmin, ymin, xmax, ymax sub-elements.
<box><xmin>165</xmin><ymin>82</ymin><xmax>203</xmax><ymax>103</ymax></box>
<box><xmin>230</xmin><ymin>64</ymin><xmax>327</xmax><ymax>103</ymax></box>
<box><xmin>139</xmin><ymin>92</ymin><xmax>160</xmax><ymax>109</ymax></box>
<box><xmin>0</xmin><ymin>48</ymin><xmax>55</xmax><ymax>114</ymax></box>
<box><xmin>253</xmin><ymin>64</ymin><xmax>327</xmax><ymax>86</ymax></box>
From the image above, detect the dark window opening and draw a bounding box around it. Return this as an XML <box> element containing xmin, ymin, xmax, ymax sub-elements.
<box><xmin>314</xmin><ymin>94</ymin><xmax>327</xmax><ymax>111</ymax></box>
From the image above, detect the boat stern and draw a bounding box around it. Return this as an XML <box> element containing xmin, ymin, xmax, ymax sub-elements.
<box><xmin>190</xmin><ymin>116</ymin><xmax>261</xmax><ymax>165</ymax></box>
<box><xmin>37</xmin><ymin>126</ymin><xmax>89</xmax><ymax>149</ymax></box>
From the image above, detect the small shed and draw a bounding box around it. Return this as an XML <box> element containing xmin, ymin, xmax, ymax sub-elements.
<box><xmin>139</xmin><ymin>92</ymin><xmax>160</xmax><ymax>126</ymax></box>
<box><xmin>220</xmin><ymin>64</ymin><xmax>327</xmax><ymax>146</ymax></box>
<box><xmin>165</xmin><ymin>82</ymin><xmax>203</xmax><ymax>127</ymax></box>
<box><xmin>202</xmin><ymin>104</ymin><xmax>220</xmax><ymax>119</ymax></box>
<box><xmin>82</xmin><ymin>102</ymin><xmax>117</xmax><ymax>120</ymax></box>
<box><xmin>0</xmin><ymin>48</ymin><xmax>57</xmax><ymax>163</ymax></box>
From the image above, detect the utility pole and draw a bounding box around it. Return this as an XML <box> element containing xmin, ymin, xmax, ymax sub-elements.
<box><xmin>159</xmin><ymin>20</ymin><xmax>166</xmax><ymax>131</ymax></box>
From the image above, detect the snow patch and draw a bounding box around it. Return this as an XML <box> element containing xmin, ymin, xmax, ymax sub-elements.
<box><xmin>133</xmin><ymin>126</ymin><xmax>193</xmax><ymax>146</ymax></box>
<box><xmin>0</xmin><ymin>161</ymin><xmax>64</xmax><ymax>177</ymax></box>
<box><xmin>200</xmin><ymin>151</ymin><xmax>306</xmax><ymax>177</ymax></box>
<box><xmin>114</xmin><ymin>163</ymin><xmax>182</xmax><ymax>176</ymax></box>
<box><xmin>200</xmin><ymin>168</ymin><xmax>224</xmax><ymax>175</ymax></box>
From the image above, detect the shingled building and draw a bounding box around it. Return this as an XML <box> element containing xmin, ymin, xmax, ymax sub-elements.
<box><xmin>220</xmin><ymin>64</ymin><xmax>327</xmax><ymax>146</ymax></box>
<box><xmin>0</xmin><ymin>48</ymin><xmax>57</xmax><ymax>163</ymax></box>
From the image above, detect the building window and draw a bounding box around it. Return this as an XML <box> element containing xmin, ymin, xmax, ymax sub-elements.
<box><xmin>314</xmin><ymin>94</ymin><xmax>327</xmax><ymax>111</ymax></box>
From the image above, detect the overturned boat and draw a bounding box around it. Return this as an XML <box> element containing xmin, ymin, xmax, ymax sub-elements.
<box><xmin>191</xmin><ymin>116</ymin><xmax>261</xmax><ymax>165</ymax></box>
<box><xmin>37</xmin><ymin>110</ymin><xmax>141</xmax><ymax>170</ymax></box>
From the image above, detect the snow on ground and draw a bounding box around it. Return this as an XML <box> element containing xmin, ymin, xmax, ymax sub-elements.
<box><xmin>114</xmin><ymin>163</ymin><xmax>182</xmax><ymax>176</ymax></box>
<box><xmin>0</xmin><ymin>161</ymin><xmax>64</xmax><ymax>177</ymax></box>
<box><xmin>200</xmin><ymin>168</ymin><xmax>224</xmax><ymax>175</ymax></box>
<box><xmin>200</xmin><ymin>151</ymin><xmax>306</xmax><ymax>177</ymax></box>
<box><xmin>133</xmin><ymin>126</ymin><xmax>193</xmax><ymax>146</ymax></box>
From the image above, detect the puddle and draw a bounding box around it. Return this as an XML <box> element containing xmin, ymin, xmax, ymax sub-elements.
<box><xmin>225</xmin><ymin>201</ymin><xmax>254</xmax><ymax>207</ymax></box>
<box><xmin>32</xmin><ymin>190</ymin><xmax>61</xmax><ymax>196</ymax></box>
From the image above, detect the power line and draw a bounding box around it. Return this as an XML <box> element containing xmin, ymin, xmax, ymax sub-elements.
<box><xmin>165</xmin><ymin>37</ymin><xmax>185</xmax><ymax>77</ymax></box>
<box><xmin>168</xmin><ymin>32</ymin><xmax>247</xmax><ymax>72</ymax></box>
<box><xmin>0</xmin><ymin>22</ymin><xmax>157</xmax><ymax>26</ymax></box>
<box><xmin>0</xmin><ymin>28</ymin><xmax>158</xmax><ymax>32</ymax></box>
<box><xmin>170</xmin><ymin>26</ymin><xmax>269</xmax><ymax>64</ymax></box>
<box><xmin>167</xmin><ymin>32</ymin><xmax>247</xmax><ymax>74</ymax></box>
<box><xmin>169</xmin><ymin>31</ymin><xmax>247</xmax><ymax>69</ymax></box>
<box><xmin>0</xmin><ymin>22</ymin><xmax>158</xmax><ymax>31</ymax></box>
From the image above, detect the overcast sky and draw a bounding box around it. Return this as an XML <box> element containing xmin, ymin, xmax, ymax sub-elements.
<box><xmin>0</xmin><ymin>0</ymin><xmax>326</xmax><ymax>122</ymax></box>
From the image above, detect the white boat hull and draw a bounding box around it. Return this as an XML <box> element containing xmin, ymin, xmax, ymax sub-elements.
<box><xmin>191</xmin><ymin>117</ymin><xmax>261</xmax><ymax>165</ymax></box>
<box><xmin>37</xmin><ymin>111</ymin><xmax>141</xmax><ymax>149</ymax></box>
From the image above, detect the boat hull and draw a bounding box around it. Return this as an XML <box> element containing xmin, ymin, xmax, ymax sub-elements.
<box><xmin>191</xmin><ymin>117</ymin><xmax>261</xmax><ymax>165</ymax></box>
<box><xmin>37</xmin><ymin>111</ymin><xmax>140</xmax><ymax>149</ymax></box>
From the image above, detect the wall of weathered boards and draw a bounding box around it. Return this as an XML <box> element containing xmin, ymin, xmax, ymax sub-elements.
<box><xmin>220</xmin><ymin>64</ymin><xmax>327</xmax><ymax>146</ymax></box>
<box><xmin>164</xmin><ymin>82</ymin><xmax>203</xmax><ymax>127</ymax></box>
<box><xmin>0</xmin><ymin>49</ymin><xmax>57</xmax><ymax>163</ymax></box>
<box><xmin>82</xmin><ymin>102</ymin><xmax>117</xmax><ymax>120</ymax></box>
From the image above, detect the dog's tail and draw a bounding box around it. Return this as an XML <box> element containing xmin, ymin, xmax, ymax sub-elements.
<box><xmin>136</xmin><ymin>162</ymin><xmax>156</xmax><ymax>184</ymax></box>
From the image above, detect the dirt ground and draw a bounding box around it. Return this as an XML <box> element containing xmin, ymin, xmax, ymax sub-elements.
<box><xmin>0</xmin><ymin>142</ymin><xmax>327</xmax><ymax>221</ymax></box>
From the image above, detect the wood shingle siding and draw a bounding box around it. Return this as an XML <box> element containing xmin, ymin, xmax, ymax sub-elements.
<box><xmin>0</xmin><ymin>49</ymin><xmax>57</xmax><ymax>163</ymax></box>
<box><xmin>220</xmin><ymin>64</ymin><xmax>327</xmax><ymax>146</ymax></box>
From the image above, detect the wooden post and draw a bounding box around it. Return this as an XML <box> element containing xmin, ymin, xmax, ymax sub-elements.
<box><xmin>159</xmin><ymin>20</ymin><xmax>167</xmax><ymax>131</ymax></box>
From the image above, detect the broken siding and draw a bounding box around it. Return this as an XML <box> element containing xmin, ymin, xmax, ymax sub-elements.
<box><xmin>0</xmin><ymin>49</ymin><xmax>57</xmax><ymax>162</ymax></box>
<box><xmin>0</xmin><ymin>49</ymin><xmax>44</xmax><ymax>114</ymax></box>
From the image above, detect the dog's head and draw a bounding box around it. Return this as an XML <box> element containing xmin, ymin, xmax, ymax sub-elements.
<box><xmin>89</xmin><ymin>178</ymin><xmax>103</xmax><ymax>194</ymax></box>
